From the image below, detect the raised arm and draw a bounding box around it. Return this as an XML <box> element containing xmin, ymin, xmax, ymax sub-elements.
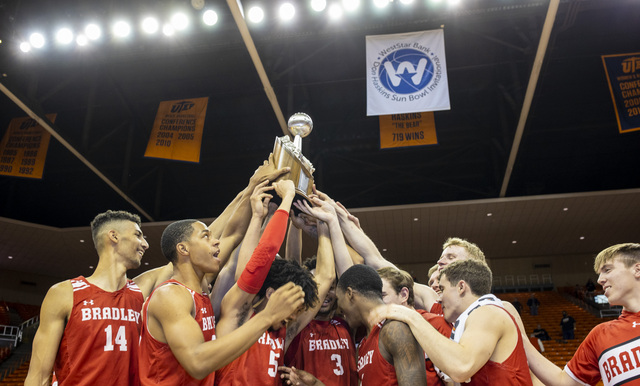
<box><xmin>522</xmin><ymin>332</ymin><xmax>583</xmax><ymax>386</ymax></box>
<box><xmin>132</xmin><ymin>263</ymin><xmax>173</xmax><ymax>299</ymax></box>
<box><xmin>285</xmin><ymin>219</ymin><xmax>336</xmax><ymax>350</ymax></box>
<box><xmin>285</xmin><ymin>215</ymin><xmax>303</xmax><ymax>264</ymax></box>
<box><xmin>216</xmin><ymin>180</ymin><xmax>296</xmax><ymax>337</ymax></box>
<box><xmin>149</xmin><ymin>281</ymin><xmax>304</xmax><ymax>380</ymax></box>
<box><xmin>25</xmin><ymin>281</ymin><xmax>71</xmax><ymax>386</ymax></box>
<box><xmin>379</xmin><ymin>320</ymin><xmax>427</xmax><ymax>386</ymax></box>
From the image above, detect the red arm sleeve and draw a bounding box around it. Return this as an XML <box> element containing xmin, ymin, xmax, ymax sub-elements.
<box><xmin>237</xmin><ymin>209</ymin><xmax>289</xmax><ymax>294</ymax></box>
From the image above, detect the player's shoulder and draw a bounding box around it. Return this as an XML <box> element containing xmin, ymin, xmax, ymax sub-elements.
<box><xmin>148</xmin><ymin>282</ymin><xmax>194</xmax><ymax>311</ymax></box>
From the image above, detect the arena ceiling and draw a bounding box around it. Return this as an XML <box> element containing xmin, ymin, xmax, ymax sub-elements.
<box><xmin>0</xmin><ymin>0</ymin><xmax>639</xmax><ymax>281</ymax></box>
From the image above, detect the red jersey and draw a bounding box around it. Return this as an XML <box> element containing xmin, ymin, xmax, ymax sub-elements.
<box><xmin>417</xmin><ymin>310</ymin><xmax>452</xmax><ymax>386</ymax></box>
<box><xmin>566</xmin><ymin>310</ymin><xmax>640</xmax><ymax>386</ymax></box>
<box><xmin>357</xmin><ymin>321</ymin><xmax>405</xmax><ymax>386</ymax></box>
<box><xmin>139</xmin><ymin>280</ymin><xmax>216</xmax><ymax>386</ymax></box>
<box><xmin>466</xmin><ymin>306</ymin><xmax>532</xmax><ymax>386</ymax></box>
<box><xmin>53</xmin><ymin>276</ymin><xmax>143</xmax><ymax>386</ymax></box>
<box><xmin>215</xmin><ymin>327</ymin><xmax>287</xmax><ymax>385</ymax></box>
<box><xmin>430</xmin><ymin>302</ymin><xmax>444</xmax><ymax>316</ymax></box>
<box><xmin>284</xmin><ymin>317</ymin><xmax>357</xmax><ymax>386</ymax></box>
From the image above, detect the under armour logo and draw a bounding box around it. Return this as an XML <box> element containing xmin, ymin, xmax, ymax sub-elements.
<box><xmin>633</xmin><ymin>322</ymin><xmax>639</xmax><ymax>328</ymax></box>
<box><xmin>201</xmin><ymin>308</ymin><xmax>207</xmax><ymax>314</ymax></box>
<box><xmin>309</xmin><ymin>333</ymin><xmax>314</xmax><ymax>337</ymax></box>
<box><xmin>83</xmin><ymin>300</ymin><xmax>94</xmax><ymax>305</ymax></box>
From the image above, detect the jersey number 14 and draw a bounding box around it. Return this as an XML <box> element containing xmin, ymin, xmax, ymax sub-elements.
<box><xmin>104</xmin><ymin>325</ymin><xmax>128</xmax><ymax>351</ymax></box>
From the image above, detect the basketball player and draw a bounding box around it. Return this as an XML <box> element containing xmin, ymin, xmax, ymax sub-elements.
<box><xmin>523</xmin><ymin>243</ymin><xmax>640</xmax><ymax>386</ymax></box>
<box><xmin>337</xmin><ymin>264</ymin><xmax>426</xmax><ymax>385</ymax></box>
<box><xmin>372</xmin><ymin>259</ymin><xmax>532</xmax><ymax>385</ymax></box>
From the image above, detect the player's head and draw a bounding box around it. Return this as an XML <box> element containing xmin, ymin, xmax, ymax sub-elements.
<box><xmin>303</xmin><ymin>256</ymin><xmax>337</xmax><ymax>318</ymax></box>
<box><xmin>429</xmin><ymin>269</ymin><xmax>441</xmax><ymax>294</ymax></box>
<box><xmin>161</xmin><ymin>220</ymin><xmax>198</xmax><ymax>263</ymax></box>
<box><xmin>377</xmin><ymin>266</ymin><xmax>414</xmax><ymax>308</ymax></box>
<box><xmin>91</xmin><ymin>210</ymin><xmax>142</xmax><ymax>250</ymax></box>
<box><xmin>337</xmin><ymin>265</ymin><xmax>383</xmax><ymax>327</ymax></box>
<box><xmin>257</xmin><ymin>259</ymin><xmax>318</xmax><ymax>328</ymax></box>
<box><xmin>439</xmin><ymin>259</ymin><xmax>492</xmax><ymax>322</ymax></box>
<box><xmin>594</xmin><ymin>243</ymin><xmax>640</xmax><ymax>273</ymax></box>
<box><xmin>91</xmin><ymin>210</ymin><xmax>148</xmax><ymax>268</ymax></box>
<box><xmin>438</xmin><ymin>237</ymin><xmax>486</xmax><ymax>269</ymax></box>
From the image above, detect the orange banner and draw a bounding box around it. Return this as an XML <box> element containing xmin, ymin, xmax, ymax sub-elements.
<box><xmin>144</xmin><ymin>97</ymin><xmax>209</xmax><ymax>163</ymax></box>
<box><xmin>0</xmin><ymin>115</ymin><xmax>54</xmax><ymax>179</ymax></box>
<box><xmin>379</xmin><ymin>112</ymin><xmax>437</xmax><ymax>149</ymax></box>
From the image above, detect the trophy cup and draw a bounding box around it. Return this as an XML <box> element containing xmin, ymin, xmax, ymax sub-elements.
<box><xmin>272</xmin><ymin>112</ymin><xmax>315</xmax><ymax>202</ymax></box>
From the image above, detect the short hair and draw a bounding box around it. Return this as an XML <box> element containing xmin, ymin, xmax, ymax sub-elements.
<box><xmin>443</xmin><ymin>237</ymin><xmax>486</xmax><ymax>262</ymax></box>
<box><xmin>258</xmin><ymin>259</ymin><xmax>318</xmax><ymax>310</ymax></box>
<box><xmin>161</xmin><ymin>220</ymin><xmax>198</xmax><ymax>263</ymax></box>
<box><xmin>338</xmin><ymin>264</ymin><xmax>382</xmax><ymax>300</ymax></box>
<box><xmin>440</xmin><ymin>259</ymin><xmax>492</xmax><ymax>296</ymax></box>
<box><xmin>428</xmin><ymin>264</ymin><xmax>439</xmax><ymax>278</ymax></box>
<box><xmin>594</xmin><ymin>243</ymin><xmax>640</xmax><ymax>273</ymax></box>
<box><xmin>377</xmin><ymin>267</ymin><xmax>415</xmax><ymax>307</ymax></box>
<box><xmin>90</xmin><ymin>210</ymin><xmax>141</xmax><ymax>251</ymax></box>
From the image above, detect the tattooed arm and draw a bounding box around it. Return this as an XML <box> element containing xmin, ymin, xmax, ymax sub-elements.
<box><xmin>379</xmin><ymin>320</ymin><xmax>427</xmax><ymax>386</ymax></box>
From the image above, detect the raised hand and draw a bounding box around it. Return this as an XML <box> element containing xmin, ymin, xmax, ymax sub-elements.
<box><xmin>250</xmin><ymin>153</ymin><xmax>291</xmax><ymax>185</ymax></box>
<box><xmin>293</xmin><ymin>197</ymin><xmax>337</xmax><ymax>224</ymax></box>
<box><xmin>249</xmin><ymin>180</ymin><xmax>274</xmax><ymax>220</ymax></box>
<box><xmin>272</xmin><ymin>179</ymin><xmax>296</xmax><ymax>200</ymax></box>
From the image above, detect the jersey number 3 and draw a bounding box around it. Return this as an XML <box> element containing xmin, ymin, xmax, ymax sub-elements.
<box><xmin>331</xmin><ymin>354</ymin><xmax>344</xmax><ymax>376</ymax></box>
<box><xmin>104</xmin><ymin>325</ymin><xmax>127</xmax><ymax>351</ymax></box>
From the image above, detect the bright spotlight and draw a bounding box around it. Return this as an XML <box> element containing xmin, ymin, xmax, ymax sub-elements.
<box><xmin>85</xmin><ymin>24</ymin><xmax>102</xmax><ymax>40</ymax></box>
<box><xmin>203</xmin><ymin>10</ymin><xmax>218</xmax><ymax>26</ymax></box>
<box><xmin>328</xmin><ymin>3</ymin><xmax>343</xmax><ymax>19</ymax></box>
<box><xmin>76</xmin><ymin>34</ymin><xmax>88</xmax><ymax>46</ymax></box>
<box><xmin>170</xmin><ymin>12</ymin><xmax>189</xmax><ymax>30</ymax></box>
<box><xmin>342</xmin><ymin>0</ymin><xmax>360</xmax><ymax>12</ymax></box>
<box><xmin>310</xmin><ymin>0</ymin><xmax>327</xmax><ymax>12</ymax></box>
<box><xmin>56</xmin><ymin>28</ymin><xmax>74</xmax><ymax>45</ymax></box>
<box><xmin>141</xmin><ymin>17</ymin><xmax>159</xmax><ymax>34</ymax></box>
<box><xmin>29</xmin><ymin>33</ymin><xmax>45</xmax><ymax>49</ymax></box>
<box><xmin>19</xmin><ymin>42</ymin><xmax>31</xmax><ymax>53</ymax></box>
<box><xmin>162</xmin><ymin>24</ymin><xmax>176</xmax><ymax>36</ymax></box>
<box><xmin>279</xmin><ymin>3</ymin><xmax>295</xmax><ymax>21</ymax></box>
<box><xmin>373</xmin><ymin>0</ymin><xmax>390</xmax><ymax>8</ymax></box>
<box><xmin>113</xmin><ymin>21</ymin><xmax>131</xmax><ymax>38</ymax></box>
<box><xmin>247</xmin><ymin>6</ymin><xmax>264</xmax><ymax>23</ymax></box>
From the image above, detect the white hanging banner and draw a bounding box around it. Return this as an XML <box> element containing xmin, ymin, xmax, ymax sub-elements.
<box><xmin>366</xmin><ymin>29</ymin><xmax>450</xmax><ymax>116</ymax></box>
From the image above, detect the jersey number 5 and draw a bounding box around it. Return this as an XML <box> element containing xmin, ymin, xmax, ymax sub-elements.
<box><xmin>104</xmin><ymin>325</ymin><xmax>127</xmax><ymax>351</ymax></box>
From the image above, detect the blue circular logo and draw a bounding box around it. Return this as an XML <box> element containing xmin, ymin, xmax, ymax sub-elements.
<box><xmin>379</xmin><ymin>49</ymin><xmax>434</xmax><ymax>94</ymax></box>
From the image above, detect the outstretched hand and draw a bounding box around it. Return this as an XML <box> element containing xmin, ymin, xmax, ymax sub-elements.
<box><xmin>272</xmin><ymin>179</ymin><xmax>296</xmax><ymax>200</ymax></box>
<box><xmin>293</xmin><ymin>197</ymin><xmax>337</xmax><ymax>224</ymax></box>
<box><xmin>249</xmin><ymin>180</ymin><xmax>274</xmax><ymax>219</ymax></box>
<box><xmin>289</xmin><ymin>211</ymin><xmax>318</xmax><ymax>239</ymax></box>
<box><xmin>368</xmin><ymin>304</ymin><xmax>416</xmax><ymax>327</ymax></box>
<box><xmin>278</xmin><ymin>366</ymin><xmax>324</xmax><ymax>386</ymax></box>
<box><xmin>250</xmin><ymin>153</ymin><xmax>291</xmax><ymax>185</ymax></box>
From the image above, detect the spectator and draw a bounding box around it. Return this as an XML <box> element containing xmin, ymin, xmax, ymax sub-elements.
<box><xmin>531</xmin><ymin>324</ymin><xmax>550</xmax><ymax>341</ymax></box>
<box><xmin>585</xmin><ymin>278</ymin><xmax>596</xmax><ymax>297</ymax></box>
<box><xmin>560</xmin><ymin>311</ymin><xmax>576</xmax><ymax>341</ymax></box>
<box><xmin>511</xmin><ymin>298</ymin><xmax>523</xmax><ymax>315</ymax></box>
<box><xmin>526</xmin><ymin>293</ymin><xmax>540</xmax><ymax>316</ymax></box>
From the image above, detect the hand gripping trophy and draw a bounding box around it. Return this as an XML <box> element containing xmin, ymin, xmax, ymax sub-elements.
<box><xmin>272</xmin><ymin>112</ymin><xmax>315</xmax><ymax>202</ymax></box>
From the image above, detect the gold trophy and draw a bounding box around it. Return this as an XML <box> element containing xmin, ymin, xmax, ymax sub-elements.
<box><xmin>272</xmin><ymin>112</ymin><xmax>315</xmax><ymax>201</ymax></box>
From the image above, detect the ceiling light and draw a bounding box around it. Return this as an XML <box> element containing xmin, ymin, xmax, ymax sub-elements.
<box><xmin>55</xmin><ymin>28</ymin><xmax>74</xmax><ymax>45</ymax></box>
<box><xmin>19</xmin><ymin>42</ymin><xmax>31</xmax><ymax>53</ymax></box>
<box><xmin>89</xmin><ymin>265</ymin><xmax>94</xmax><ymax>269</ymax></box>
<box><xmin>8</xmin><ymin>256</ymin><xmax>13</xmax><ymax>259</ymax></box>
<box><xmin>203</xmin><ymin>10</ymin><xmax>219</xmax><ymax>26</ymax></box>
<box><xmin>413</xmin><ymin>217</ymin><xmax>419</xmax><ymax>221</ymax></box>
<box><xmin>141</xmin><ymin>17</ymin><xmax>159</xmax><ymax>34</ymax></box>
<box><xmin>382</xmin><ymin>248</ymin><xmax>387</xmax><ymax>252</ymax></box>
<box><xmin>342</xmin><ymin>0</ymin><xmax>360</xmax><ymax>12</ymax></box>
<box><xmin>563</xmin><ymin>207</ymin><xmax>568</xmax><ymax>211</ymax></box>
<box><xmin>487</xmin><ymin>213</ymin><xmax>492</xmax><ymax>216</ymax></box>
<box><xmin>162</xmin><ymin>24</ymin><xmax>176</xmax><ymax>36</ymax></box>
<box><xmin>279</xmin><ymin>3</ymin><xmax>295</xmax><ymax>21</ymax></box>
<box><xmin>29</xmin><ymin>33</ymin><xmax>45</xmax><ymax>48</ymax></box>
<box><xmin>580</xmin><ymin>236</ymin><xmax>585</xmax><ymax>240</ymax></box>
<box><xmin>80</xmin><ymin>239</ymin><xmax>85</xmax><ymax>243</ymax></box>
<box><xmin>328</xmin><ymin>3</ymin><xmax>343</xmax><ymax>19</ymax></box>
<box><xmin>248</xmin><ymin>6</ymin><xmax>265</xmax><ymax>23</ymax></box>
<box><xmin>373</xmin><ymin>0</ymin><xmax>390</xmax><ymax>8</ymax></box>
<box><xmin>512</xmin><ymin>240</ymin><xmax>517</xmax><ymax>244</ymax></box>
<box><xmin>144</xmin><ymin>262</ymin><xmax>149</xmax><ymax>265</ymax></box>
<box><xmin>310</xmin><ymin>0</ymin><xmax>327</xmax><ymax>12</ymax></box>
<box><xmin>113</xmin><ymin>21</ymin><xmax>132</xmax><ymax>38</ymax></box>
<box><xmin>171</xmin><ymin>13</ymin><xmax>189</xmax><ymax>30</ymax></box>
<box><xmin>76</xmin><ymin>35</ymin><xmax>88</xmax><ymax>46</ymax></box>
<box><xmin>85</xmin><ymin>24</ymin><xmax>102</xmax><ymax>40</ymax></box>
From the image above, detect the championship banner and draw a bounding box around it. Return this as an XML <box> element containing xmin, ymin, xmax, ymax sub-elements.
<box><xmin>602</xmin><ymin>52</ymin><xmax>640</xmax><ymax>133</ymax></box>
<box><xmin>366</xmin><ymin>29</ymin><xmax>450</xmax><ymax>116</ymax></box>
<box><xmin>379</xmin><ymin>112</ymin><xmax>437</xmax><ymax>149</ymax></box>
<box><xmin>145</xmin><ymin>97</ymin><xmax>209</xmax><ymax>162</ymax></box>
<box><xmin>0</xmin><ymin>115</ymin><xmax>54</xmax><ymax>179</ymax></box>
